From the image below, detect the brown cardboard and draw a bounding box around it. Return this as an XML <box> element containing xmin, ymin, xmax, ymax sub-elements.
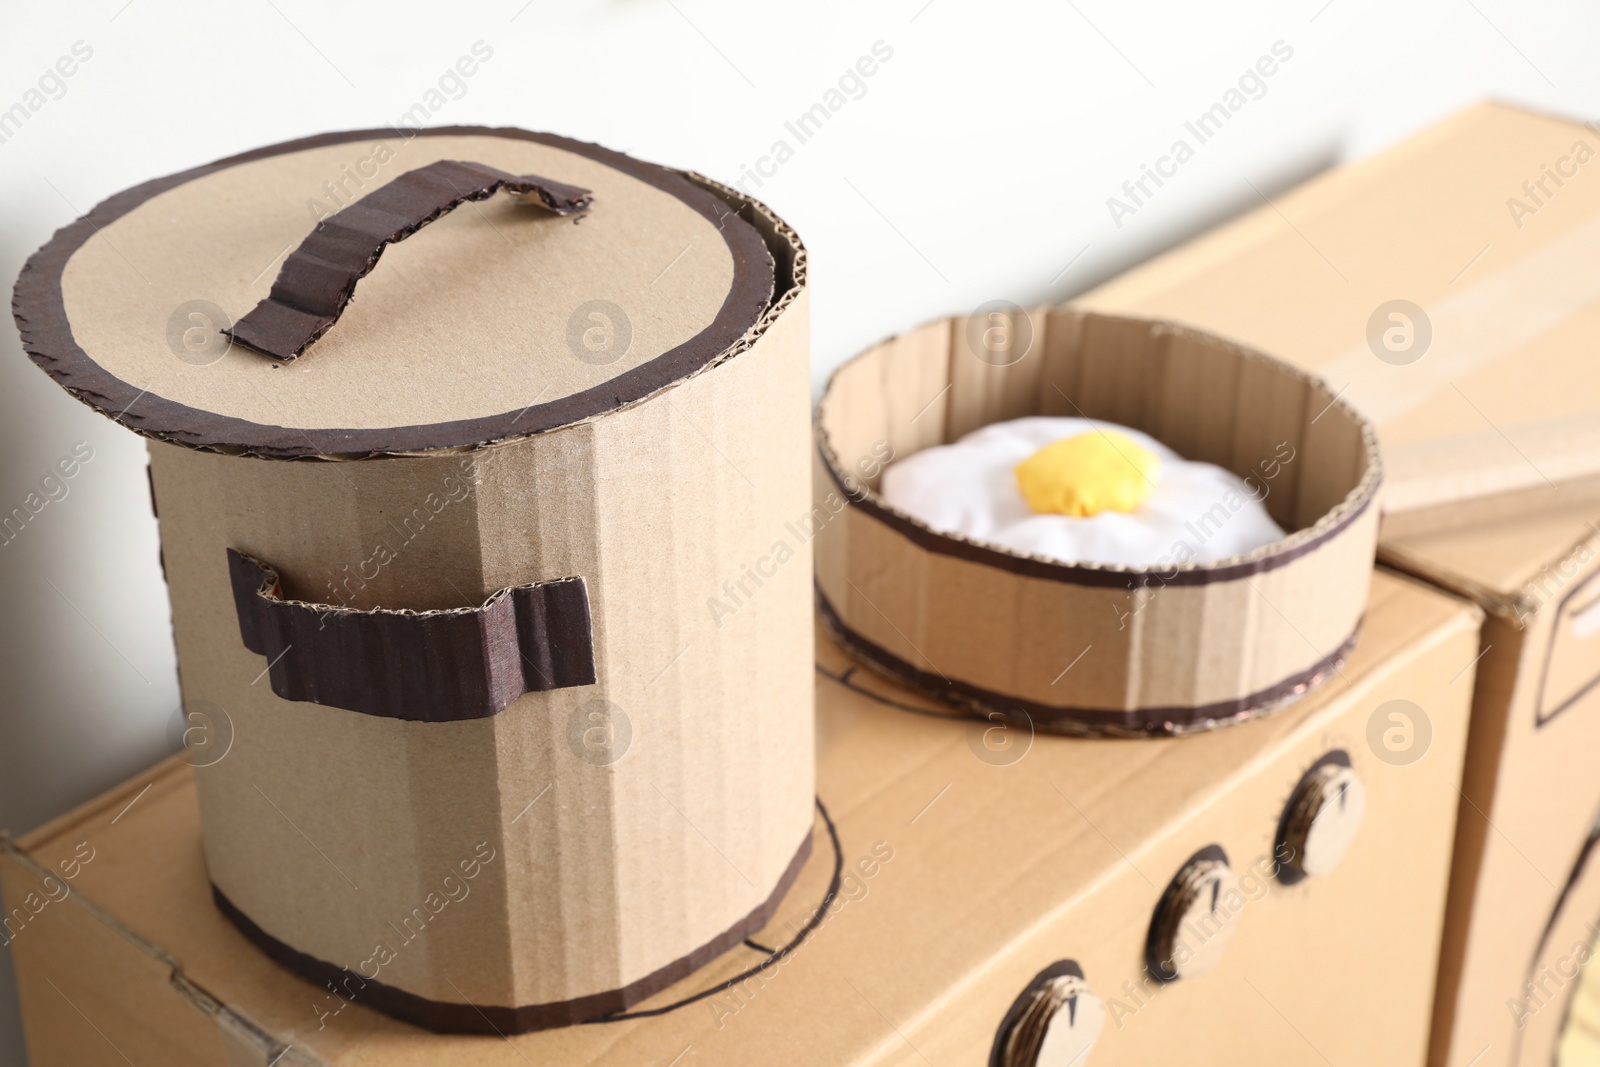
<box><xmin>11</xmin><ymin>129</ymin><xmax>815</xmax><ymax>1032</ymax></box>
<box><xmin>814</xmin><ymin>309</ymin><xmax>1381</xmax><ymax>736</ymax></box>
<box><xmin>226</xmin><ymin>548</ymin><xmax>597</xmax><ymax>720</ymax></box>
<box><xmin>225</xmin><ymin>160</ymin><xmax>593</xmax><ymax>360</ymax></box>
<box><xmin>1386</xmin><ymin>509</ymin><xmax>1600</xmax><ymax>1067</ymax></box>
<box><xmin>1082</xmin><ymin>102</ymin><xmax>1600</xmax><ymax>519</ymax></box>
<box><xmin>1078</xmin><ymin>101</ymin><xmax>1600</xmax><ymax>1066</ymax></box>
<box><xmin>2</xmin><ymin>569</ymin><xmax>1481</xmax><ymax>1065</ymax></box>
<box><xmin>16</xmin><ymin>128</ymin><xmax>776</xmax><ymax>457</ymax></box>
<box><xmin>1514</xmin><ymin>815</ymin><xmax>1600</xmax><ymax>1065</ymax></box>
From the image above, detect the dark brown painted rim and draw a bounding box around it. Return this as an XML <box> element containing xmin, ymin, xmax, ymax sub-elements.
<box><xmin>211</xmin><ymin>819</ymin><xmax>815</xmax><ymax>1034</ymax></box>
<box><xmin>12</xmin><ymin>126</ymin><xmax>779</xmax><ymax>459</ymax></box>
<box><xmin>814</xmin><ymin>313</ymin><xmax>1382</xmax><ymax>589</ymax></box>
<box><xmin>817</xmin><ymin>587</ymin><xmax>1357</xmax><ymax>737</ymax></box>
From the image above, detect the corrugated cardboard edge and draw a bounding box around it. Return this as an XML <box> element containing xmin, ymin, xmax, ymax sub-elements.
<box><xmin>10</xmin><ymin>126</ymin><xmax>800</xmax><ymax>461</ymax></box>
<box><xmin>682</xmin><ymin>169</ymin><xmax>807</xmax><ymax>342</ymax></box>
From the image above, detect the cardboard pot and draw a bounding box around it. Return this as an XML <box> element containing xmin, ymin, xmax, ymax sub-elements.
<box><xmin>815</xmin><ymin>308</ymin><xmax>1382</xmax><ymax>736</ymax></box>
<box><xmin>12</xmin><ymin>127</ymin><xmax>815</xmax><ymax>1032</ymax></box>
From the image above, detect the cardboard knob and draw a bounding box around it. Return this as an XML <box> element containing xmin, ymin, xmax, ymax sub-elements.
<box><xmin>993</xmin><ymin>961</ymin><xmax>1105</xmax><ymax>1067</ymax></box>
<box><xmin>1281</xmin><ymin>759</ymin><xmax>1366</xmax><ymax>879</ymax></box>
<box><xmin>1147</xmin><ymin>847</ymin><xmax>1242</xmax><ymax>981</ymax></box>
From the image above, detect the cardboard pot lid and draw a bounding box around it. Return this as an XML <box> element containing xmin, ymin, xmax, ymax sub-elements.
<box><xmin>13</xmin><ymin>127</ymin><xmax>777</xmax><ymax>457</ymax></box>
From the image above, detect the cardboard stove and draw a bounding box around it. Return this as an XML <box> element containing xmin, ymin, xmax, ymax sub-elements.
<box><xmin>1082</xmin><ymin>100</ymin><xmax>1600</xmax><ymax>1067</ymax></box>
<box><xmin>9</xmin><ymin>127</ymin><xmax>815</xmax><ymax>1033</ymax></box>
<box><xmin>3</xmin><ymin>106</ymin><xmax>1556</xmax><ymax>1066</ymax></box>
<box><xmin>0</xmin><ymin>571</ymin><xmax>1478</xmax><ymax>1065</ymax></box>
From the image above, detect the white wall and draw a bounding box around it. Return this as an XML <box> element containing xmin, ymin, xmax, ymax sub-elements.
<box><xmin>1</xmin><ymin>0</ymin><xmax>1594</xmax><ymax>1061</ymax></box>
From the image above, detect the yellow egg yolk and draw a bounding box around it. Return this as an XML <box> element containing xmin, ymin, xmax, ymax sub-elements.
<box><xmin>1014</xmin><ymin>430</ymin><xmax>1160</xmax><ymax>517</ymax></box>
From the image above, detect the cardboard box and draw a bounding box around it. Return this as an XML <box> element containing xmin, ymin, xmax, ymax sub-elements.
<box><xmin>1385</xmin><ymin>507</ymin><xmax>1600</xmax><ymax>1067</ymax></box>
<box><xmin>1079</xmin><ymin>101</ymin><xmax>1600</xmax><ymax>1066</ymax></box>
<box><xmin>815</xmin><ymin>309</ymin><xmax>1380</xmax><ymax>736</ymax></box>
<box><xmin>11</xmin><ymin>128</ymin><xmax>815</xmax><ymax>1031</ymax></box>
<box><xmin>1082</xmin><ymin>101</ymin><xmax>1600</xmax><ymax>522</ymax></box>
<box><xmin>1</xmin><ymin>569</ymin><xmax>1481</xmax><ymax>1065</ymax></box>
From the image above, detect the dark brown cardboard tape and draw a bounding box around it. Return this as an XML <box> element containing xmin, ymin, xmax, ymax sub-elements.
<box><xmin>211</xmin><ymin>813</ymin><xmax>821</xmax><ymax>1034</ymax></box>
<box><xmin>226</xmin><ymin>160</ymin><xmax>591</xmax><ymax>361</ymax></box>
<box><xmin>816</xmin><ymin>587</ymin><xmax>1360</xmax><ymax>737</ymax></box>
<box><xmin>228</xmin><ymin>548</ymin><xmax>596</xmax><ymax>720</ymax></box>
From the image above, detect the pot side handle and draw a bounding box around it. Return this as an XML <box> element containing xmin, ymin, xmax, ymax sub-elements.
<box><xmin>226</xmin><ymin>548</ymin><xmax>596</xmax><ymax>721</ymax></box>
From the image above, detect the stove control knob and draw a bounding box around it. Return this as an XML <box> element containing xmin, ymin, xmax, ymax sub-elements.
<box><xmin>993</xmin><ymin>960</ymin><xmax>1105</xmax><ymax>1067</ymax></box>
<box><xmin>1147</xmin><ymin>847</ymin><xmax>1242</xmax><ymax>981</ymax></box>
<box><xmin>1279</xmin><ymin>756</ymin><xmax>1366</xmax><ymax>880</ymax></box>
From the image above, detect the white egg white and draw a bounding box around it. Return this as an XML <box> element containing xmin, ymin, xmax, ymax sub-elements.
<box><xmin>880</xmin><ymin>416</ymin><xmax>1286</xmax><ymax>568</ymax></box>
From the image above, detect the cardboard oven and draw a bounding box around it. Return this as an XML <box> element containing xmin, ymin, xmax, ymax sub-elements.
<box><xmin>10</xmin><ymin>127</ymin><xmax>815</xmax><ymax>1032</ymax></box>
<box><xmin>814</xmin><ymin>309</ymin><xmax>1382</xmax><ymax>736</ymax></box>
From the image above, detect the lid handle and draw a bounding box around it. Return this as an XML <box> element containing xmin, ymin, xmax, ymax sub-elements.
<box><xmin>223</xmin><ymin>160</ymin><xmax>592</xmax><ymax>361</ymax></box>
<box><xmin>227</xmin><ymin>548</ymin><xmax>596</xmax><ymax>720</ymax></box>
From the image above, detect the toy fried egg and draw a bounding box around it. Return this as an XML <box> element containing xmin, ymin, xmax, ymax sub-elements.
<box><xmin>880</xmin><ymin>416</ymin><xmax>1286</xmax><ymax>568</ymax></box>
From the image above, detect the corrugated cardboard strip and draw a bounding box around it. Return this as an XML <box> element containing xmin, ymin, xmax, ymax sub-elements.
<box><xmin>227</xmin><ymin>549</ymin><xmax>597</xmax><ymax>720</ymax></box>
<box><xmin>226</xmin><ymin>160</ymin><xmax>592</xmax><ymax>360</ymax></box>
